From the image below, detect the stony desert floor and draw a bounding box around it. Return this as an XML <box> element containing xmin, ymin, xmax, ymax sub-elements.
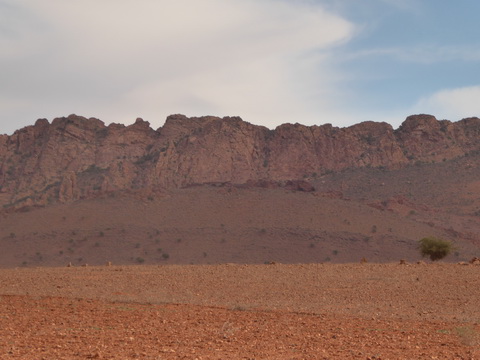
<box><xmin>0</xmin><ymin>263</ymin><xmax>479</xmax><ymax>359</ymax></box>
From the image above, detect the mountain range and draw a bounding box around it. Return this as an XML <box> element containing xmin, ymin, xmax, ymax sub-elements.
<box><xmin>1</xmin><ymin>113</ymin><xmax>479</xmax><ymax>267</ymax></box>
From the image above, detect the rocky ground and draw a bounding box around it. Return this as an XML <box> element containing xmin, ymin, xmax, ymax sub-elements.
<box><xmin>0</xmin><ymin>263</ymin><xmax>479</xmax><ymax>359</ymax></box>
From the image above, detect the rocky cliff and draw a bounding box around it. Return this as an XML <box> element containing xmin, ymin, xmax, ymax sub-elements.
<box><xmin>1</xmin><ymin>113</ymin><xmax>480</xmax><ymax>208</ymax></box>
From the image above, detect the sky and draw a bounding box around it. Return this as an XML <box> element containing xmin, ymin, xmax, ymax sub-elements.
<box><xmin>1</xmin><ymin>0</ymin><xmax>480</xmax><ymax>135</ymax></box>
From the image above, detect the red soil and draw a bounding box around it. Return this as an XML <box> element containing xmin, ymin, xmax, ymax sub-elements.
<box><xmin>0</xmin><ymin>263</ymin><xmax>479</xmax><ymax>359</ymax></box>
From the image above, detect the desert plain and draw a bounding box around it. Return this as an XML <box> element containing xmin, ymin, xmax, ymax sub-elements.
<box><xmin>0</xmin><ymin>262</ymin><xmax>479</xmax><ymax>359</ymax></box>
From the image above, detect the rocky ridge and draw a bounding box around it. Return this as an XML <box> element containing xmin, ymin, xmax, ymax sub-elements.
<box><xmin>1</xmin><ymin>113</ymin><xmax>480</xmax><ymax>209</ymax></box>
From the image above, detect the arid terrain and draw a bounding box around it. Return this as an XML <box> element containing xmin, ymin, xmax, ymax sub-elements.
<box><xmin>2</xmin><ymin>156</ymin><xmax>480</xmax><ymax>267</ymax></box>
<box><xmin>1</xmin><ymin>114</ymin><xmax>480</xmax><ymax>358</ymax></box>
<box><xmin>1</xmin><ymin>114</ymin><xmax>480</xmax><ymax>267</ymax></box>
<box><xmin>1</xmin><ymin>263</ymin><xmax>479</xmax><ymax>359</ymax></box>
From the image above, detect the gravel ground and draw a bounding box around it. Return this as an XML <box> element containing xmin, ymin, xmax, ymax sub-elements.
<box><xmin>0</xmin><ymin>263</ymin><xmax>479</xmax><ymax>359</ymax></box>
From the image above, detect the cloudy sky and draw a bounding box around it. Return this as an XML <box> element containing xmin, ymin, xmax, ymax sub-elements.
<box><xmin>1</xmin><ymin>0</ymin><xmax>480</xmax><ymax>135</ymax></box>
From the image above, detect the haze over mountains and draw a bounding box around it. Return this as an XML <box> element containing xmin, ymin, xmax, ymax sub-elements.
<box><xmin>1</xmin><ymin>114</ymin><xmax>479</xmax><ymax>267</ymax></box>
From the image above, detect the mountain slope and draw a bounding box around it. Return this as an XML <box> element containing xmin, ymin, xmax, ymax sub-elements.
<box><xmin>1</xmin><ymin>185</ymin><xmax>469</xmax><ymax>268</ymax></box>
<box><xmin>1</xmin><ymin>113</ymin><xmax>479</xmax><ymax>267</ymax></box>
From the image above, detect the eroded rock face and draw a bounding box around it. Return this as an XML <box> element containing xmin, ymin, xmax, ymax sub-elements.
<box><xmin>1</xmin><ymin>113</ymin><xmax>479</xmax><ymax>208</ymax></box>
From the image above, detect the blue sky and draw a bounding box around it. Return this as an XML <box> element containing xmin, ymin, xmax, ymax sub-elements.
<box><xmin>1</xmin><ymin>0</ymin><xmax>480</xmax><ymax>135</ymax></box>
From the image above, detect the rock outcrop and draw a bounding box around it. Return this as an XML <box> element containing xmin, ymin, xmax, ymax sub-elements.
<box><xmin>1</xmin><ymin>113</ymin><xmax>480</xmax><ymax>208</ymax></box>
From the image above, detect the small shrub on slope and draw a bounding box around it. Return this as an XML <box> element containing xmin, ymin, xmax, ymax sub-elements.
<box><xmin>417</xmin><ymin>236</ymin><xmax>453</xmax><ymax>261</ymax></box>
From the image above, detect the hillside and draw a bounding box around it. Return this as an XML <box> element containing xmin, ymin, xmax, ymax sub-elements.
<box><xmin>1</xmin><ymin>114</ymin><xmax>480</xmax><ymax>267</ymax></box>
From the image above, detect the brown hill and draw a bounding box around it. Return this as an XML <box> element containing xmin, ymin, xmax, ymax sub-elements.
<box><xmin>1</xmin><ymin>114</ymin><xmax>479</xmax><ymax>267</ymax></box>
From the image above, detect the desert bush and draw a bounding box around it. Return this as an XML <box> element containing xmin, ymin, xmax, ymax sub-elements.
<box><xmin>417</xmin><ymin>236</ymin><xmax>453</xmax><ymax>261</ymax></box>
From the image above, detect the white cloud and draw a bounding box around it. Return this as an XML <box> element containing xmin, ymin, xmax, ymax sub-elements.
<box><xmin>413</xmin><ymin>86</ymin><xmax>480</xmax><ymax>120</ymax></box>
<box><xmin>344</xmin><ymin>44</ymin><xmax>480</xmax><ymax>65</ymax></box>
<box><xmin>0</xmin><ymin>0</ymin><xmax>355</xmax><ymax>133</ymax></box>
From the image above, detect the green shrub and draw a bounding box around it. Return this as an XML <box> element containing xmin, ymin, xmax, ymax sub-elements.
<box><xmin>417</xmin><ymin>236</ymin><xmax>453</xmax><ymax>261</ymax></box>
